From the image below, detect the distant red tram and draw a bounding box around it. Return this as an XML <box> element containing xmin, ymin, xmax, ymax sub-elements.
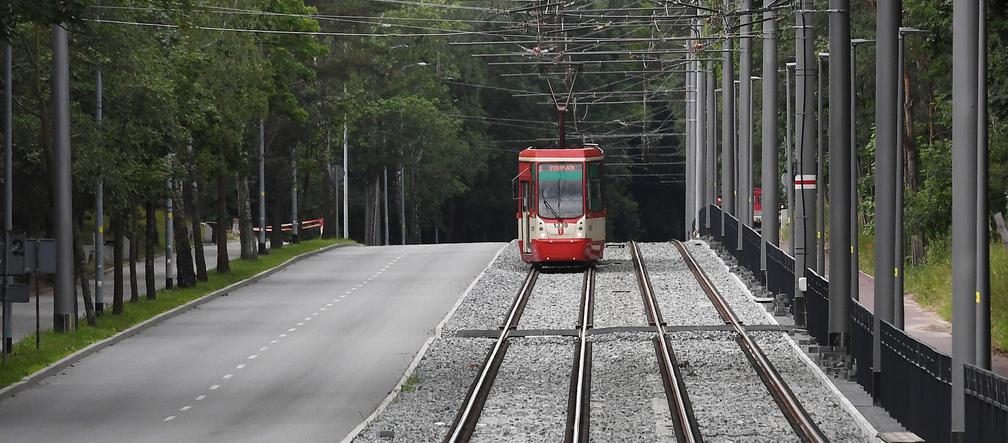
<box><xmin>515</xmin><ymin>146</ymin><xmax>606</xmax><ymax>263</ymax></box>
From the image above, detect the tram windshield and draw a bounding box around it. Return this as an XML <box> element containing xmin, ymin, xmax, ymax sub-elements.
<box><xmin>538</xmin><ymin>163</ymin><xmax>584</xmax><ymax>219</ymax></box>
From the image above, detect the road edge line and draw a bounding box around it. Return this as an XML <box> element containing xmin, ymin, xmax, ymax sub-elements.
<box><xmin>339</xmin><ymin>241</ymin><xmax>509</xmax><ymax>443</ymax></box>
<box><xmin>691</xmin><ymin>239</ymin><xmax>879</xmax><ymax>442</ymax></box>
<box><xmin>0</xmin><ymin>242</ymin><xmax>355</xmax><ymax>402</ymax></box>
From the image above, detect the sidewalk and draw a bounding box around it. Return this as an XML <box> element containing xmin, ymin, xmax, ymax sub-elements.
<box><xmin>8</xmin><ymin>241</ymin><xmax>242</xmax><ymax>342</ymax></box>
<box><xmin>780</xmin><ymin>238</ymin><xmax>1008</xmax><ymax>375</ymax></box>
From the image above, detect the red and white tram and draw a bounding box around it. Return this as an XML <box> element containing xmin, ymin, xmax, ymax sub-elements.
<box><xmin>515</xmin><ymin>145</ymin><xmax>606</xmax><ymax>263</ymax></box>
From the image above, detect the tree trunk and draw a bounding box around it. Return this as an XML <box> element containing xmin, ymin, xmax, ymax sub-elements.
<box><xmin>72</xmin><ymin>216</ymin><xmax>96</xmax><ymax>326</ymax></box>
<box><xmin>270</xmin><ymin>191</ymin><xmax>284</xmax><ymax>250</ymax></box>
<box><xmin>237</xmin><ymin>175</ymin><xmax>257</xmax><ymax>260</ymax></box>
<box><xmin>188</xmin><ymin>168</ymin><xmax>208</xmax><ymax>282</ymax></box>
<box><xmin>173</xmin><ymin>181</ymin><xmax>197</xmax><ymax>288</ymax></box>
<box><xmin>320</xmin><ymin>161</ymin><xmax>338</xmax><ymax>238</ymax></box>
<box><xmin>145</xmin><ymin>201</ymin><xmax>156</xmax><ymax>300</ymax></box>
<box><xmin>216</xmin><ymin>172</ymin><xmax>231</xmax><ymax>273</ymax></box>
<box><xmin>128</xmin><ymin>208</ymin><xmax>139</xmax><ymax>302</ymax></box>
<box><xmin>112</xmin><ymin>211</ymin><xmax>124</xmax><ymax>314</ymax></box>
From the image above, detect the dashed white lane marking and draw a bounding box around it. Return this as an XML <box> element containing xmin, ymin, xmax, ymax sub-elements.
<box><xmin>223</xmin><ymin>374</ymin><xmax>233</xmax><ymax>379</ymax></box>
<box><xmin>335</xmin><ymin>300</ymin><xmax>342</xmax><ymax>302</ymax></box>
<box><xmin>279</xmin><ymin>334</ymin><xmax>287</xmax><ymax>338</ymax></box>
<box><xmin>320</xmin><ymin>307</ymin><xmax>327</xmax><ymax>311</ymax></box>
<box><xmin>288</xmin><ymin>328</ymin><xmax>296</xmax><ymax>332</ymax></box>
<box><xmin>180</xmin><ymin>405</ymin><xmax>191</xmax><ymax>411</ymax></box>
<box><xmin>326</xmin><ymin>303</ymin><xmax>332</xmax><ymax>307</ymax></box>
<box><xmin>248</xmin><ymin>354</ymin><xmax>258</xmax><ymax>359</ymax></box>
<box><xmin>259</xmin><ymin>346</ymin><xmax>268</xmax><ymax>351</ymax></box>
<box><xmin>270</xmin><ymin>339</ymin><xmax>278</xmax><ymax>344</ymax></box>
<box><xmin>209</xmin><ymin>384</ymin><xmax>220</xmax><ymax>390</ymax></box>
<box><xmin>312</xmin><ymin>312</ymin><xmax>319</xmax><ymax>316</ymax></box>
<box><xmin>305</xmin><ymin>317</ymin><xmax>312</xmax><ymax>320</ymax></box>
<box><xmin>164</xmin><ymin>416</ymin><xmax>176</xmax><ymax>422</ymax></box>
<box><xmin>195</xmin><ymin>395</ymin><xmax>206</xmax><ymax>401</ymax></box>
<box><xmin>296</xmin><ymin>322</ymin><xmax>304</xmax><ymax>326</ymax></box>
<box><xmin>236</xmin><ymin>364</ymin><xmax>246</xmax><ymax>369</ymax></box>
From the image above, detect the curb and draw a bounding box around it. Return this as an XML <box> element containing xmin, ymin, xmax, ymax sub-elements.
<box><xmin>0</xmin><ymin>241</ymin><xmax>355</xmax><ymax>402</ymax></box>
<box><xmin>696</xmin><ymin>239</ymin><xmax>880</xmax><ymax>442</ymax></box>
<box><xmin>339</xmin><ymin>242</ymin><xmax>509</xmax><ymax>443</ymax></box>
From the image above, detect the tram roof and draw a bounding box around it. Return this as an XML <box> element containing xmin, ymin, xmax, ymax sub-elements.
<box><xmin>518</xmin><ymin>146</ymin><xmax>603</xmax><ymax>162</ymax></box>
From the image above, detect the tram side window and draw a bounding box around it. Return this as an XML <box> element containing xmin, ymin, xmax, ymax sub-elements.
<box><xmin>587</xmin><ymin>162</ymin><xmax>602</xmax><ymax>212</ymax></box>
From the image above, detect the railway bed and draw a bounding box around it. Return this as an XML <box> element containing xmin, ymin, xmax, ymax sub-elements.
<box><xmin>351</xmin><ymin>241</ymin><xmax>870</xmax><ymax>443</ymax></box>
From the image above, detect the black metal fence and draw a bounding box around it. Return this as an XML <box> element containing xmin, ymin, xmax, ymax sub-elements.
<box><xmin>697</xmin><ymin>204</ymin><xmax>1008</xmax><ymax>442</ymax></box>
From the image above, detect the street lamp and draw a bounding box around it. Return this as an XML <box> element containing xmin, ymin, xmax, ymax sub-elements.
<box><xmin>895</xmin><ymin>27</ymin><xmax>929</xmax><ymax>328</ymax></box>
<box><xmin>816</xmin><ymin>52</ymin><xmax>829</xmax><ymax>275</ymax></box>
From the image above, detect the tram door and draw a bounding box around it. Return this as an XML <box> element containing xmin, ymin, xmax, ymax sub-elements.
<box><xmin>520</xmin><ymin>180</ymin><xmax>531</xmax><ymax>254</ymax></box>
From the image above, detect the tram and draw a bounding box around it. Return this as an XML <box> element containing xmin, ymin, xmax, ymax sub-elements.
<box><xmin>515</xmin><ymin>145</ymin><xmax>606</xmax><ymax>263</ymax></box>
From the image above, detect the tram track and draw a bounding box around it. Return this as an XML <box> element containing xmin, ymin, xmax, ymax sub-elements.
<box><xmin>443</xmin><ymin>267</ymin><xmax>539</xmax><ymax>443</ymax></box>
<box><xmin>563</xmin><ymin>266</ymin><xmax>595</xmax><ymax>442</ymax></box>
<box><xmin>670</xmin><ymin>240</ymin><xmax>829</xmax><ymax>443</ymax></box>
<box><xmin>629</xmin><ymin>241</ymin><xmax>704</xmax><ymax>443</ymax></box>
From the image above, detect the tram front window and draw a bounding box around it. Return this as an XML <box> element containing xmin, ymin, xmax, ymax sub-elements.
<box><xmin>538</xmin><ymin>163</ymin><xmax>584</xmax><ymax>219</ymax></box>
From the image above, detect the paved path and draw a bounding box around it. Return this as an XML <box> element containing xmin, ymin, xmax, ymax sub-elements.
<box><xmin>780</xmin><ymin>238</ymin><xmax>1008</xmax><ymax>375</ymax></box>
<box><xmin>0</xmin><ymin>242</ymin><xmax>504</xmax><ymax>442</ymax></box>
<box><xmin>8</xmin><ymin>242</ymin><xmax>242</xmax><ymax>342</ymax></box>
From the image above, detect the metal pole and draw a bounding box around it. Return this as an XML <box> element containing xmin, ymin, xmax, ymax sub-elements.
<box><xmin>291</xmin><ymin>157</ymin><xmax>299</xmax><ymax>243</ymax></box>
<box><xmin>828</xmin><ymin>0</ymin><xmax>852</xmax><ymax>346</ymax></box>
<box><xmin>976</xmin><ymin>0</ymin><xmax>991</xmax><ymax>371</ymax></box>
<box><xmin>851</xmin><ymin>42</ymin><xmax>860</xmax><ymax>301</ymax></box>
<box><xmin>786</xmin><ymin>63</ymin><xmax>796</xmax><ymax>256</ymax></box>
<box><xmin>165</xmin><ymin>180</ymin><xmax>174</xmax><ymax>289</ymax></box>
<box><xmin>721</xmin><ymin>19</ymin><xmax>736</xmax><ymax>233</ymax></box>
<box><xmin>739</xmin><ymin>0</ymin><xmax>753</xmax><ymax>232</ymax></box>
<box><xmin>383</xmin><ymin>166</ymin><xmax>389</xmax><ymax>246</ymax></box>
<box><xmin>706</xmin><ymin>66</ymin><xmax>716</xmax><ymax>230</ymax></box>
<box><xmin>399</xmin><ymin>163</ymin><xmax>405</xmax><ymax>245</ymax></box>
<box><xmin>685</xmin><ymin>51</ymin><xmax>695</xmax><ymax>238</ymax></box>
<box><xmin>94</xmin><ymin>60</ymin><xmax>104</xmax><ymax>314</ymax></box>
<box><xmin>816</xmin><ymin>53</ymin><xmax>826</xmax><ymax>276</ymax></box>
<box><xmin>258</xmin><ymin>118</ymin><xmax>267</xmax><ymax>253</ymax></box>
<box><xmin>794</xmin><ymin>0</ymin><xmax>817</xmax><ymax>328</ymax></box>
<box><xmin>2</xmin><ymin>44</ymin><xmax>11</xmax><ymax>352</ymax></box>
<box><xmin>873</xmin><ymin>0</ymin><xmax>900</xmax><ymax>399</ymax></box>
<box><xmin>696</xmin><ymin>55</ymin><xmax>706</xmax><ymax>235</ymax></box>
<box><xmin>761</xmin><ymin>0</ymin><xmax>779</xmax><ymax>273</ymax></box>
<box><xmin>951</xmin><ymin>0</ymin><xmax>979</xmax><ymax>435</ymax></box>
<box><xmin>342</xmin><ymin>119</ymin><xmax>349</xmax><ymax>239</ymax></box>
<box><xmin>52</xmin><ymin>25</ymin><xmax>74</xmax><ymax>332</ymax></box>
<box><xmin>895</xmin><ymin>33</ymin><xmax>906</xmax><ymax>329</ymax></box>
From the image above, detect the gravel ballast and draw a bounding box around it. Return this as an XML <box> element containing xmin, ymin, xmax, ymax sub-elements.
<box><xmin>519</xmin><ymin>272</ymin><xmax>583</xmax><ymax>330</ymax></box>
<box><xmin>589</xmin><ymin>333</ymin><xmax>675</xmax><ymax>442</ymax></box>
<box><xmin>442</xmin><ymin>242</ymin><xmax>530</xmax><ymax>335</ymax></box>
<box><xmin>353</xmin><ymin>337</ymin><xmax>493</xmax><ymax>442</ymax></box>
<box><xmin>593</xmin><ymin>246</ymin><xmax>647</xmax><ymax>328</ymax></box>
<box><xmin>470</xmin><ymin>337</ymin><xmax>574</xmax><ymax>442</ymax></box>
<box><xmin>681</xmin><ymin>240</ymin><xmax>774</xmax><ymax>326</ymax></box>
<box><xmin>636</xmin><ymin>242</ymin><xmax>723</xmax><ymax>326</ymax></box>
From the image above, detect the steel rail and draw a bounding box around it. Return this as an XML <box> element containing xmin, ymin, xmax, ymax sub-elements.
<box><xmin>629</xmin><ymin>242</ymin><xmax>703</xmax><ymax>443</ymax></box>
<box><xmin>564</xmin><ymin>266</ymin><xmax>596</xmax><ymax>442</ymax></box>
<box><xmin>670</xmin><ymin>240</ymin><xmax>829</xmax><ymax>443</ymax></box>
<box><xmin>444</xmin><ymin>267</ymin><xmax>540</xmax><ymax>443</ymax></box>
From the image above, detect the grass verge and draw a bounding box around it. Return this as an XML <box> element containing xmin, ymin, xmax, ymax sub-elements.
<box><xmin>0</xmin><ymin>237</ymin><xmax>353</xmax><ymax>388</ymax></box>
<box><xmin>858</xmin><ymin>232</ymin><xmax>1008</xmax><ymax>351</ymax></box>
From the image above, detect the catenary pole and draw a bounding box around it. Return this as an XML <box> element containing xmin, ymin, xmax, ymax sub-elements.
<box><xmin>94</xmin><ymin>61</ymin><xmax>104</xmax><ymax>314</ymax></box>
<box><xmin>721</xmin><ymin>11</ymin><xmax>735</xmax><ymax>236</ymax></box>
<box><xmin>739</xmin><ymin>0</ymin><xmax>753</xmax><ymax>235</ymax></box>
<box><xmin>52</xmin><ymin>25</ymin><xmax>74</xmax><ymax>332</ymax></box>
<box><xmin>895</xmin><ymin>31</ymin><xmax>906</xmax><ymax>329</ymax></box>
<box><xmin>850</xmin><ymin>41</ymin><xmax>861</xmax><ymax>302</ymax></box>
<box><xmin>685</xmin><ymin>49</ymin><xmax>695</xmax><ymax>238</ymax></box>
<box><xmin>343</xmin><ymin>119</ymin><xmax>349</xmax><ymax>239</ymax></box>
<box><xmin>976</xmin><ymin>0</ymin><xmax>991</xmax><ymax>371</ymax></box>
<box><xmin>794</xmin><ymin>0</ymin><xmax>817</xmax><ymax>327</ymax></box>
<box><xmin>786</xmin><ymin>62</ymin><xmax>796</xmax><ymax>256</ymax></box>
<box><xmin>828</xmin><ymin>0</ymin><xmax>852</xmax><ymax>345</ymax></box>
<box><xmin>816</xmin><ymin>53</ymin><xmax>827</xmax><ymax>276</ymax></box>
<box><xmin>399</xmin><ymin>164</ymin><xmax>405</xmax><ymax>245</ymax></box>
<box><xmin>952</xmin><ymin>0</ymin><xmax>980</xmax><ymax>436</ymax></box>
<box><xmin>706</xmin><ymin>66</ymin><xmax>716</xmax><ymax>230</ymax></box>
<box><xmin>761</xmin><ymin>0</ymin><xmax>779</xmax><ymax>272</ymax></box>
<box><xmin>292</xmin><ymin>156</ymin><xmax>299</xmax><ymax>243</ymax></box>
<box><xmin>696</xmin><ymin>50</ymin><xmax>706</xmax><ymax>233</ymax></box>
<box><xmin>873</xmin><ymin>0</ymin><xmax>900</xmax><ymax>399</ymax></box>
<box><xmin>258</xmin><ymin>118</ymin><xmax>267</xmax><ymax>253</ymax></box>
<box><xmin>165</xmin><ymin>180</ymin><xmax>174</xmax><ymax>288</ymax></box>
<box><xmin>383</xmin><ymin>166</ymin><xmax>389</xmax><ymax>245</ymax></box>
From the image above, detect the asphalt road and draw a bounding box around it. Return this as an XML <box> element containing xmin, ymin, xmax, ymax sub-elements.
<box><xmin>0</xmin><ymin>242</ymin><xmax>505</xmax><ymax>442</ymax></box>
